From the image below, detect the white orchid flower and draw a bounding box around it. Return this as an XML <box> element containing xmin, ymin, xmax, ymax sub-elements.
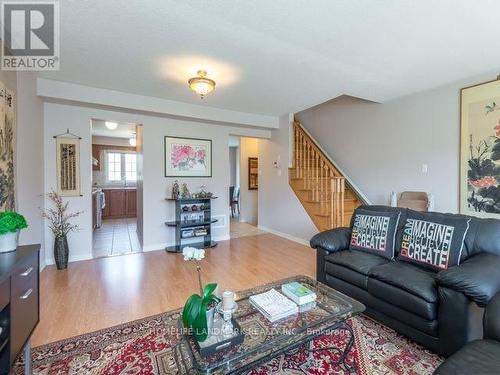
<box><xmin>183</xmin><ymin>247</ymin><xmax>205</xmax><ymax>261</ymax></box>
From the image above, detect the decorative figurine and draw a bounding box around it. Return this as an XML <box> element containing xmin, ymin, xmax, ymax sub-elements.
<box><xmin>199</xmin><ymin>185</ymin><xmax>208</xmax><ymax>198</ymax></box>
<box><xmin>172</xmin><ymin>180</ymin><xmax>180</xmax><ymax>200</ymax></box>
<box><xmin>181</xmin><ymin>183</ymin><xmax>191</xmax><ymax>199</ymax></box>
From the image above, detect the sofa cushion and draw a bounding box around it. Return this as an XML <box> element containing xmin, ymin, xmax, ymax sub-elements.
<box><xmin>324</xmin><ymin>250</ymin><xmax>390</xmax><ymax>290</ymax></box>
<box><xmin>397</xmin><ymin>210</ymin><xmax>471</xmax><ymax>271</ymax></box>
<box><xmin>434</xmin><ymin>340</ymin><xmax>500</xmax><ymax>375</ymax></box>
<box><xmin>349</xmin><ymin>205</ymin><xmax>408</xmax><ymax>257</ymax></box>
<box><xmin>369</xmin><ymin>261</ymin><xmax>438</xmax><ymax>302</ymax></box>
<box><xmin>325</xmin><ymin>274</ymin><xmax>438</xmax><ymax>336</ymax></box>
<box><xmin>349</xmin><ymin>208</ymin><xmax>401</xmax><ymax>259</ymax></box>
<box><xmin>368</xmin><ymin>261</ymin><xmax>438</xmax><ymax>320</ymax></box>
<box><xmin>325</xmin><ymin>250</ymin><xmax>390</xmax><ymax>275</ymax></box>
<box><xmin>325</xmin><ymin>262</ymin><xmax>368</xmax><ymax>290</ymax></box>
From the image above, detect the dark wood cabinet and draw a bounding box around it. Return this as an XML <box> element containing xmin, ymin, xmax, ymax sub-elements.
<box><xmin>102</xmin><ymin>189</ymin><xmax>136</xmax><ymax>219</ymax></box>
<box><xmin>126</xmin><ymin>190</ymin><xmax>137</xmax><ymax>216</ymax></box>
<box><xmin>109</xmin><ymin>190</ymin><xmax>126</xmax><ymax>217</ymax></box>
<box><xmin>0</xmin><ymin>245</ymin><xmax>40</xmax><ymax>375</ymax></box>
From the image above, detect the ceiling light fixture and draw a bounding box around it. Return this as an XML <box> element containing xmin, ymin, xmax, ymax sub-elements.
<box><xmin>105</xmin><ymin>121</ymin><xmax>118</xmax><ymax>130</ymax></box>
<box><xmin>188</xmin><ymin>70</ymin><xmax>216</xmax><ymax>98</ymax></box>
<box><xmin>129</xmin><ymin>138</ymin><xmax>136</xmax><ymax>147</ymax></box>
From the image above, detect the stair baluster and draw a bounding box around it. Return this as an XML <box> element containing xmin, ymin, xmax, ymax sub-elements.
<box><xmin>289</xmin><ymin>120</ymin><xmax>363</xmax><ymax>231</ymax></box>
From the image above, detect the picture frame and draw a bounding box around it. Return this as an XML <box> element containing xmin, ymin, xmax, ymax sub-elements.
<box><xmin>248</xmin><ymin>157</ymin><xmax>258</xmax><ymax>190</ymax></box>
<box><xmin>56</xmin><ymin>137</ymin><xmax>81</xmax><ymax>196</ymax></box>
<box><xmin>0</xmin><ymin>82</ymin><xmax>15</xmax><ymax>210</ymax></box>
<box><xmin>460</xmin><ymin>78</ymin><xmax>500</xmax><ymax>218</ymax></box>
<box><xmin>164</xmin><ymin>136</ymin><xmax>212</xmax><ymax>177</ymax></box>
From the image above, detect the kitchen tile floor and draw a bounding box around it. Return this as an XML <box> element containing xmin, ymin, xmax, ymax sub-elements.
<box><xmin>92</xmin><ymin>218</ymin><xmax>141</xmax><ymax>258</ymax></box>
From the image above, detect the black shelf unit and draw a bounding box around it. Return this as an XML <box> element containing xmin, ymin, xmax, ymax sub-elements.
<box><xmin>165</xmin><ymin>197</ymin><xmax>218</xmax><ymax>253</ymax></box>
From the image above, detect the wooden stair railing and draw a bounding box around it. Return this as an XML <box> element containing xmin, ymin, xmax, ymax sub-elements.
<box><xmin>289</xmin><ymin>121</ymin><xmax>363</xmax><ymax>231</ymax></box>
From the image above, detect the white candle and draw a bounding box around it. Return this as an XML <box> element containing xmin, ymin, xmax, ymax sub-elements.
<box><xmin>222</xmin><ymin>290</ymin><xmax>234</xmax><ymax>310</ymax></box>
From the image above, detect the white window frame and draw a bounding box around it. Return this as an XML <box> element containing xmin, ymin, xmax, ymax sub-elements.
<box><xmin>104</xmin><ymin>150</ymin><xmax>137</xmax><ymax>186</ymax></box>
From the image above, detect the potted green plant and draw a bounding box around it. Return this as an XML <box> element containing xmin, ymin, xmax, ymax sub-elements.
<box><xmin>42</xmin><ymin>190</ymin><xmax>83</xmax><ymax>270</ymax></box>
<box><xmin>0</xmin><ymin>211</ymin><xmax>28</xmax><ymax>253</ymax></box>
<box><xmin>182</xmin><ymin>247</ymin><xmax>220</xmax><ymax>342</ymax></box>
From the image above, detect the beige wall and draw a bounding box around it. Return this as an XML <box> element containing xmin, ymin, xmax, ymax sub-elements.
<box><xmin>258</xmin><ymin>114</ymin><xmax>317</xmax><ymax>243</ymax></box>
<box><xmin>239</xmin><ymin>137</ymin><xmax>259</xmax><ymax>224</ymax></box>
<box><xmin>296</xmin><ymin>73</ymin><xmax>497</xmax><ymax>213</ymax></box>
<box><xmin>229</xmin><ymin>146</ymin><xmax>238</xmax><ymax>187</ymax></box>
<box><xmin>42</xmin><ymin>101</ymin><xmax>271</xmax><ymax>264</ymax></box>
<box><xmin>0</xmin><ymin>68</ymin><xmax>45</xmax><ymax>267</ymax></box>
<box><xmin>16</xmin><ymin>73</ymin><xmax>44</xmax><ymax>265</ymax></box>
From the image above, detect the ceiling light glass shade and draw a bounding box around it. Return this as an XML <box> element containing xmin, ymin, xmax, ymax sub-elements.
<box><xmin>105</xmin><ymin>121</ymin><xmax>118</xmax><ymax>130</ymax></box>
<box><xmin>188</xmin><ymin>70</ymin><xmax>216</xmax><ymax>98</ymax></box>
<box><xmin>129</xmin><ymin>138</ymin><xmax>137</xmax><ymax>147</ymax></box>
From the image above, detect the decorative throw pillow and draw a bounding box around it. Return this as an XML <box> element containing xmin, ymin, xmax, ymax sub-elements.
<box><xmin>397</xmin><ymin>210</ymin><xmax>471</xmax><ymax>271</ymax></box>
<box><xmin>349</xmin><ymin>209</ymin><xmax>401</xmax><ymax>259</ymax></box>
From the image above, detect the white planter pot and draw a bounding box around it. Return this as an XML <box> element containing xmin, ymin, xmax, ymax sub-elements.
<box><xmin>0</xmin><ymin>230</ymin><xmax>19</xmax><ymax>253</ymax></box>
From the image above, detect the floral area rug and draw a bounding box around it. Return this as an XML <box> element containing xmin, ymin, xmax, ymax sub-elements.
<box><xmin>12</xmin><ymin>312</ymin><xmax>442</xmax><ymax>374</ymax></box>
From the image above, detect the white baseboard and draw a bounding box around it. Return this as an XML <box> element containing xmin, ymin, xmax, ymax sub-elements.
<box><xmin>142</xmin><ymin>243</ymin><xmax>167</xmax><ymax>252</ymax></box>
<box><xmin>45</xmin><ymin>253</ymin><xmax>93</xmax><ymax>266</ymax></box>
<box><xmin>257</xmin><ymin>225</ymin><xmax>310</xmax><ymax>247</ymax></box>
<box><xmin>214</xmin><ymin>234</ymin><xmax>230</xmax><ymax>242</ymax></box>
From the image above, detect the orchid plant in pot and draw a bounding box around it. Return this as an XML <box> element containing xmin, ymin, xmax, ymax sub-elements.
<box><xmin>182</xmin><ymin>247</ymin><xmax>220</xmax><ymax>342</ymax></box>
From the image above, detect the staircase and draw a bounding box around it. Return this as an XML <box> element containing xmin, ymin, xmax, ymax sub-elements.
<box><xmin>289</xmin><ymin>121</ymin><xmax>367</xmax><ymax>231</ymax></box>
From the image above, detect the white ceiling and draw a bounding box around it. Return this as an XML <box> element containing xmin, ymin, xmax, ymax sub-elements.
<box><xmin>91</xmin><ymin>119</ymin><xmax>136</xmax><ymax>138</ymax></box>
<box><xmin>41</xmin><ymin>0</ymin><xmax>500</xmax><ymax>116</ymax></box>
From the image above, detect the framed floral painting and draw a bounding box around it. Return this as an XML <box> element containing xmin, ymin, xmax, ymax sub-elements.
<box><xmin>460</xmin><ymin>78</ymin><xmax>500</xmax><ymax>218</ymax></box>
<box><xmin>164</xmin><ymin>136</ymin><xmax>212</xmax><ymax>177</ymax></box>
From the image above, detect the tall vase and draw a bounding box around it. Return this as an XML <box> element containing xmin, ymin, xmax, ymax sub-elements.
<box><xmin>54</xmin><ymin>235</ymin><xmax>69</xmax><ymax>270</ymax></box>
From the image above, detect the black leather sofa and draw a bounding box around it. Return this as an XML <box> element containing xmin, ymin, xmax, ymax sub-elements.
<box><xmin>310</xmin><ymin>205</ymin><xmax>500</xmax><ymax>357</ymax></box>
<box><xmin>434</xmin><ymin>292</ymin><xmax>500</xmax><ymax>374</ymax></box>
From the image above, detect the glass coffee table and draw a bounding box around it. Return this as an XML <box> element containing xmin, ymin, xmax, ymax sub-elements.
<box><xmin>174</xmin><ymin>275</ymin><xmax>365</xmax><ymax>374</ymax></box>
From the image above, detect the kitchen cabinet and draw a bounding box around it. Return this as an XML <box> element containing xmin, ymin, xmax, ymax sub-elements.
<box><xmin>126</xmin><ymin>190</ymin><xmax>137</xmax><ymax>216</ymax></box>
<box><xmin>102</xmin><ymin>189</ymin><xmax>136</xmax><ymax>219</ymax></box>
<box><xmin>109</xmin><ymin>189</ymin><xmax>126</xmax><ymax>217</ymax></box>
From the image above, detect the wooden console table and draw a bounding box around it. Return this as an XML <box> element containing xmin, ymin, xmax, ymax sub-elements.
<box><xmin>0</xmin><ymin>244</ymin><xmax>40</xmax><ymax>375</ymax></box>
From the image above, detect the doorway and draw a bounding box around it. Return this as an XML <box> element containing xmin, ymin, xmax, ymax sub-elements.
<box><xmin>228</xmin><ymin>136</ymin><xmax>266</xmax><ymax>239</ymax></box>
<box><xmin>90</xmin><ymin>119</ymin><xmax>143</xmax><ymax>257</ymax></box>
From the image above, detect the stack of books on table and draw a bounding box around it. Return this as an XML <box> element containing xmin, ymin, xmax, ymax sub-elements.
<box><xmin>249</xmin><ymin>289</ymin><xmax>298</xmax><ymax>322</ymax></box>
<box><xmin>281</xmin><ymin>282</ymin><xmax>317</xmax><ymax>306</ymax></box>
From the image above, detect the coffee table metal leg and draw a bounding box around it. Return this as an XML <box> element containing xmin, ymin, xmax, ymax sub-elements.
<box><xmin>306</xmin><ymin>322</ymin><xmax>355</xmax><ymax>372</ymax></box>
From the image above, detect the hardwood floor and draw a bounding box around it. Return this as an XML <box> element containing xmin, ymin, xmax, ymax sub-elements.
<box><xmin>31</xmin><ymin>233</ymin><xmax>315</xmax><ymax>347</ymax></box>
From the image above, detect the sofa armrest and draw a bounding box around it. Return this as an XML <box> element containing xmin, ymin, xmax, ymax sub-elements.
<box><xmin>310</xmin><ymin>227</ymin><xmax>351</xmax><ymax>254</ymax></box>
<box><xmin>436</xmin><ymin>253</ymin><xmax>500</xmax><ymax>307</ymax></box>
<box><xmin>485</xmin><ymin>293</ymin><xmax>500</xmax><ymax>341</ymax></box>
